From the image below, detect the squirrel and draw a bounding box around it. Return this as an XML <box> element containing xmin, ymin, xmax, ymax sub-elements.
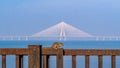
<box><xmin>51</xmin><ymin>42</ymin><xmax>64</xmax><ymax>49</ymax></box>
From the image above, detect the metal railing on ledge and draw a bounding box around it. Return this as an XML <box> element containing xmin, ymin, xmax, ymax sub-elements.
<box><xmin>0</xmin><ymin>45</ymin><xmax>120</xmax><ymax>68</ymax></box>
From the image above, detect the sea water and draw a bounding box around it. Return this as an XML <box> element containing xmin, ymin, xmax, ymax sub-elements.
<box><xmin>0</xmin><ymin>40</ymin><xmax>120</xmax><ymax>68</ymax></box>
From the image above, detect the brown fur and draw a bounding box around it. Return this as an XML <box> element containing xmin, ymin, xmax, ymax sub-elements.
<box><xmin>51</xmin><ymin>42</ymin><xmax>63</xmax><ymax>49</ymax></box>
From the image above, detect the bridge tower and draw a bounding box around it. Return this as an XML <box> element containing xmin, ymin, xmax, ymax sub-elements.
<box><xmin>60</xmin><ymin>22</ymin><xmax>66</xmax><ymax>40</ymax></box>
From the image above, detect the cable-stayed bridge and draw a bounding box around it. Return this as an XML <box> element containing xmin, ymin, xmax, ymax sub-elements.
<box><xmin>32</xmin><ymin>22</ymin><xmax>92</xmax><ymax>40</ymax></box>
<box><xmin>0</xmin><ymin>22</ymin><xmax>120</xmax><ymax>41</ymax></box>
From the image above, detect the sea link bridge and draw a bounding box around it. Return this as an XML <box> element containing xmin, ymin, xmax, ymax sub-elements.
<box><xmin>0</xmin><ymin>45</ymin><xmax>119</xmax><ymax>68</ymax></box>
<box><xmin>0</xmin><ymin>22</ymin><xmax>120</xmax><ymax>40</ymax></box>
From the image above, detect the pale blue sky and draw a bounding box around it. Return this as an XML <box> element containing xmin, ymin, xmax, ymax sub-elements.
<box><xmin>0</xmin><ymin>0</ymin><xmax>120</xmax><ymax>36</ymax></box>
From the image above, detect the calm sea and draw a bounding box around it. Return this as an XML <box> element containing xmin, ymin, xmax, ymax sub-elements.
<box><xmin>0</xmin><ymin>40</ymin><xmax>120</xmax><ymax>68</ymax></box>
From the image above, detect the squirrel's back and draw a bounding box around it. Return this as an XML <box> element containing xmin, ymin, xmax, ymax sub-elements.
<box><xmin>51</xmin><ymin>42</ymin><xmax>63</xmax><ymax>49</ymax></box>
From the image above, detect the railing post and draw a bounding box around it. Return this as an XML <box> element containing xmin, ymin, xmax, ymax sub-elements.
<box><xmin>28</xmin><ymin>45</ymin><xmax>42</xmax><ymax>68</ymax></box>
<box><xmin>111</xmin><ymin>55</ymin><xmax>116</xmax><ymax>68</ymax></box>
<box><xmin>2</xmin><ymin>55</ymin><xmax>6</xmax><ymax>68</ymax></box>
<box><xmin>16</xmin><ymin>55</ymin><xmax>23</xmax><ymax>68</ymax></box>
<box><xmin>98</xmin><ymin>55</ymin><xmax>102</xmax><ymax>68</ymax></box>
<box><xmin>72</xmin><ymin>55</ymin><xmax>76</xmax><ymax>68</ymax></box>
<box><xmin>56</xmin><ymin>48</ymin><xmax>63</xmax><ymax>68</ymax></box>
<box><xmin>85</xmin><ymin>55</ymin><xmax>89</xmax><ymax>68</ymax></box>
<box><xmin>43</xmin><ymin>55</ymin><xmax>50</xmax><ymax>68</ymax></box>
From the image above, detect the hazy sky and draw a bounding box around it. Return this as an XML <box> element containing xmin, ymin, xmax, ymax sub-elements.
<box><xmin>0</xmin><ymin>0</ymin><xmax>120</xmax><ymax>36</ymax></box>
